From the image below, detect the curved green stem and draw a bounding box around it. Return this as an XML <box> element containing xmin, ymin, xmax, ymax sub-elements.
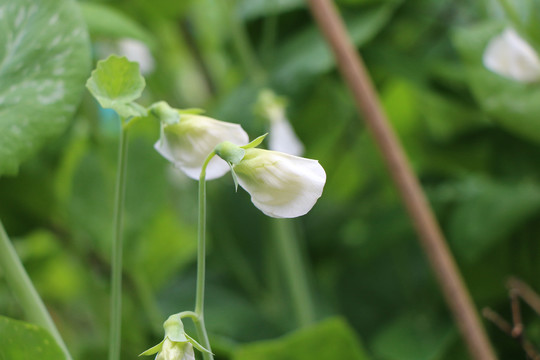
<box><xmin>194</xmin><ymin>151</ymin><xmax>216</xmax><ymax>360</ymax></box>
<box><xmin>272</xmin><ymin>219</ymin><xmax>315</xmax><ymax>328</ymax></box>
<box><xmin>109</xmin><ymin>127</ymin><xmax>129</xmax><ymax>360</ymax></box>
<box><xmin>0</xmin><ymin>220</ymin><xmax>72</xmax><ymax>360</ymax></box>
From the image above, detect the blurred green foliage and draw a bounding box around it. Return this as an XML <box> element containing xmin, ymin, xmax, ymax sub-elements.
<box><xmin>2</xmin><ymin>0</ymin><xmax>540</xmax><ymax>359</ymax></box>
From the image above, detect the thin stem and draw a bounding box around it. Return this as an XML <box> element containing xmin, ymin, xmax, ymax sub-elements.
<box><xmin>272</xmin><ymin>219</ymin><xmax>315</xmax><ymax>328</ymax></box>
<box><xmin>226</xmin><ymin>0</ymin><xmax>266</xmax><ymax>84</ymax></box>
<box><xmin>0</xmin><ymin>220</ymin><xmax>72</xmax><ymax>360</ymax></box>
<box><xmin>305</xmin><ymin>1</ymin><xmax>496</xmax><ymax>359</ymax></box>
<box><xmin>496</xmin><ymin>0</ymin><xmax>522</xmax><ymax>28</ymax></box>
<box><xmin>109</xmin><ymin>127</ymin><xmax>129</xmax><ymax>360</ymax></box>
<box><xmin>194</xmin><ymin>151</ymin><xmax>216</xmax><ymax>360</ymax></box>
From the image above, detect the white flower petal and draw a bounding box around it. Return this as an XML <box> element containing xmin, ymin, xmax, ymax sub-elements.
<box><xmin>234</xmin><ymin>149</ymin><xmax>326</xmax><ymax>218</ymax></box>
<box><xmin>267</xmin><ymin>108</ymin><xmax>305</xmax><ymax>156</ymax></box>
<box><xmin>156</xmin><ymin>339</ymin><xmax>194</xmax><ymax>360</ymax></box>
<box><xmin>483</xmin><ymin>28</ymin><xmax>540</xmax><ymax>82</ymax></box>
<box><xmin>155</xmin><ymin>115</ymin><xmax>249</xmax><ymax>180</ymax></box>
<box><xmin>117</xmin><ymin>38</ymin><xmax>155</xmax><ymax>75</ymax></box>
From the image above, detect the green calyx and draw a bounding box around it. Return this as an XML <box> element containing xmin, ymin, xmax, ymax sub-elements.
<box><xmin>214</xmin><ymin>141</ymin><xmax>246</xmax><ymax>165</ymax></box>
<box><xmin>150</xmin><ymin>101</ymin><xmax>181</xmax><ymax>125</ymax></box>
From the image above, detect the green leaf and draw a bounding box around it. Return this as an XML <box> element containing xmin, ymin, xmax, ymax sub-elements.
<box><xmin>232</xmin><ymin>317</ymin><xmax>371</xmax><ymax>360</ymax></box>
<box><xmin>86</xmin><ymin>55</ymin><xmax>146</xmax><ymax>118</ymax></box>
<box><xmin>453</xmin><ymin>22</ymin><xmax>540</xmax><ymax>143</ymax></box>
<box><xmin>0</xmin><ymin>315</ymin><xmax>64</xmax><ymax>360</ymax></box>
<box><xmin>446</xmin><ymin>177</ymin><xmax>540</xmax><ymax>262</ymax></box>
<box><xmin>0</xmin><ymin>0</ymin><xmax>91</xmax><ymax>176</ymax></box>
<box><xmin>80</xmin><ymin>2</ymin><xmax>154</xmax><ymax>45</ymax></box>
<box><xmin>371</xmin><ymin>311</ymin><xmax>455</xmax><ymax>360</ymax></box>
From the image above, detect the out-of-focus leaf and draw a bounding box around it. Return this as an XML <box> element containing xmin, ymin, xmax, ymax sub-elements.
<box><xmin>237</xmin><ymin>0</ymin><xmax>304</xmax><ymax>20</ymax></box>
<box><xmin>271</xmin><ymin>3</ymin><xmax>398</xmax><ymax>91</ymax></box>
<box><xmin>232</xmin><ymin>317</ymin><xmax>371</xmax><ymax>360</ymax></box>
<box><xmin>0</xmin><ymin>0</ymin><xmax>90</xmax><ymax>175</ymax></box>
<box><xmin>0</xmin><ymin>315</ymin><xmax>64</xmax><ymax>360</ymax></box>
<box><xmin>86</xmin><ymin>55</ymin><xmax>146</xmax><ymax>118</ymax></box>
<box><xmin>372</xmin><ymin>311</ymin><xmax>455</xmax><ymax>360</ymax></box>
<box><xmin>444</xmin><ymin>177</ymin><xmax>540</xmax><ymax>262</ymax></box>
<box><xmin>453</xmin><ymin>22</ymin><xmax>540</xmax><ymax>143</ymax></box>
<box><xmin>15</xmin><ymin>231</ymin><xmax>84</xmax><ymax>302</ymax></box>
<box><xmin>127</xmin><ymin>209</ymin><xmax>197</xmax><ymax>289</ymax></box>
<box><xmin>80</xmin><ymin>2</ymin><xmax>153</xmax><ymax>45</ymax></box>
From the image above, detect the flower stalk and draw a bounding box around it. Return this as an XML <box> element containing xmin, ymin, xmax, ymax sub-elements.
<box><xmin>109</xmin><ymin>125</ymin><xmax>129</xmax><ymax>360</ymax></box>
<box><xmin>194</xmin><ymin>151</ymin><xmax>216</xmax><ymax>360</ymax></box>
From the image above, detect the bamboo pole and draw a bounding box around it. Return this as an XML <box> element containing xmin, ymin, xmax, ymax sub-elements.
<box><xmin>305</xmin><ymin>1</ymin><xmax>497</xmax><ymax>359</ymax></box>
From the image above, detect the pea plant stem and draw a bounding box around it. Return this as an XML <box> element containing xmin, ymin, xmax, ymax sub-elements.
<box><xmin>193</xmin><ymin>152</ymin><xmax>216</xmax><ymax>360</ymax></box>
<box><xmin>109</xmin><ymin>127</ymin><xmax>129</xmax><ymax>360</ymax></box>
<box><xmin>306</xmin><ymin>0</ymin><xmax>497</xmax><ymax>359</ymax></box>
<box><xmin>0</xmin><ymin>220</ymin><xmax>72</xmax><ymax>360</ymax></box>
<box><xmin>272</xmin><ymin>219</ymin><xmax>315</xmax><ymax>328</ymax></box>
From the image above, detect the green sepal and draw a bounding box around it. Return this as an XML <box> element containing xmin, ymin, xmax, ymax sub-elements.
<box><xmin>139</xmin><ymin>339</ymin><xmax>165</xmax><ymax>356</ymax></box>
<box><xmin>228</xmin><ymin>164</ymin><xmax>240</xmax><ymax>192</ymax></box>
<box><xmin>164</xmin><ymin>315</ymin><xmax>189</xmax><ymax>343</ymax></box>
<box><xmin>86</xmin><ymin>55</ymin><xmax>146</xmax><ymax>118</ymax></box>
<box><xmin>178</xmin><ymin>108</ymin><xmax>206</xmax><ymax>115</ymax></box>
<box><xmin>149</xmin><ymin>101</ymin><xmax>181</xmax><ymax>125</ymax></box>
<box><xmin>214</xmin><ymin>141</ymin><xmax>246</xmax><ymax>165</ymax></box>
<box><xmin>185</xmin><ymin>333</ymin><xmax>212</xmax><ymax>354</ymax></box>
<box><xmin>241</xmin><ymin>134</ymin><xmax>268</xmax><ymax>149</ymax></box>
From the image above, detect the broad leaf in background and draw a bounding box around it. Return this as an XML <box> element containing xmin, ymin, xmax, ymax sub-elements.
<box><xmin>453</xmin><ymin>22</ymin><xmax>540</xmax><ymax>143</ymax></box>
<box><xmin>86</xmin><ymin>55</ymin><xmax>147</xmax><ymax>118</ymax></box>
<box><xmin>444</xmin><ymin>177</ymin><xmax>540</xmax><ymax>262</ymax></box>
<box><xmin>232</xmin><ymin>317</ymin><xmax>371</xmax><ymax>360</ymax></box>
<box><xmin>0</xmin><ymin>0</ymin><xmax>90</xmax><ymax>176</ymax></box>
<box><xmin>371</xmin><ymin>311</ymin><xmax>455</xmax><ymax>360</ymax></box>
<box><xmin>0</xmin><ymin>315</ymin><xmax>64</xmax><ymax>360</ymax></box>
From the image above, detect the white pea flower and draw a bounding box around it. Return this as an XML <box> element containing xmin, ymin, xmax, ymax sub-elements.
<box><xmin>152</xmin><ymin>102</ymin><xmax>249</xmax><ymax>180</ymax></box>
<box><xmin>117</xmin><ymin>38</ymin><xmax>155</xmax><ymax>75</ymax></box>
<box><xmin>140</xmin><ymin>314</ymin><xmax>210</xmax><ymax>360</ymax></box>
<box><xmin>256</xmin><ymin>90</ymin><xmax>305</xmax><ymax>156</ymax></box>
<box><xmin>483</xmin><ymin>28</ymin><xmax>540</xmax><ymax>83</ymax></box>
<box><xmin>215</xmin><ymin>137</ymin><xmax>326</xmax><ymax>218</ymax></box>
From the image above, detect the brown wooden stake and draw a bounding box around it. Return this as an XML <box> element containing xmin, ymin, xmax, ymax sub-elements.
<box><xmin>305</xmin><ymin>1</ymin><xmax>497</xmax><ymax>359</ymax></box>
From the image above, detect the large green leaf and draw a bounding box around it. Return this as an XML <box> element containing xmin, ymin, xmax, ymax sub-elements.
<box><xmin>0</xmin><ymin>0</ymin><xmax>90</xmax><ymax>176</ymax></box>
<box><xmin>0</xmin><ymin>315</ymin><xmax>64</xmax><ymax>360</ymax></box>
<box><xmin>232</xmin><ymin>317</ymin><xmax>371</xmax><ymax>360</ymax></box>
<box><xmin>453</xmin><ymin>22</ymin><xmax>540</xmax><ymax>143</ymax></box>
<box><xmin>446</xmin><ymin>177</ymin><xmax>540</xmax><ymax>262</ymax></box>
<box><xmin>371</xmin><ymin>311</ymin><xmax>455</xmax><ymax>360</ymax></box>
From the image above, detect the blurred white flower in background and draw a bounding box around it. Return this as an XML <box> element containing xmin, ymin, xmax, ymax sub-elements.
<box><xmin>256</xmin><ymin>90</ymin><xmax>305</xmax><ymax>156</ymax></box>
<box><xmin>95</xmin><ymin>38</ymin><xmax>155</xmax><ymax>75</ymax></box>
<box><xmin>483</xmin><ymin>28</ymin><xmax>540</xmax><ymax>83</ymax></box>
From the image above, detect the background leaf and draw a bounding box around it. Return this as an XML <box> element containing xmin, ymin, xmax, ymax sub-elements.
<box><xmin>0</xmin><ymin>315</ymin><xmax>64</xmax><ymax>360</ymax></box>
<box><xmin>0</xmin><ymin>0</ymin><xmax>91</xmax><ymax>175</ymax></box>
<box><xmin>232</xmin><ymin>317</ymin><xmax>371</xmax><ymax>360</ymax></box>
